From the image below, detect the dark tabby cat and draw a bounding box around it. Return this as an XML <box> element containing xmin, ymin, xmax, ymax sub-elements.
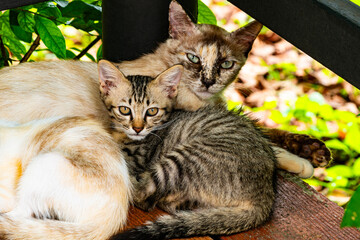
<box><xmin>98</xmin><ymin>61</ymin><xmax>276</xmax><ymax>239</ymax></box>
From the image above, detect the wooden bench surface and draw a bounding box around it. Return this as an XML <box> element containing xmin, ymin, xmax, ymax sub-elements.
<box><xmin>125</xmin><ymin>171</ymin><xmax>360</xmax><ymax>240</ymax></box>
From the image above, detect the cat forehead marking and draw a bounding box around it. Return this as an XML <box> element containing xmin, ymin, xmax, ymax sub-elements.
<box><xmin>126</xmin><ymin>75</ymin><xmax>153</xmax><ymax>103</ymax></box>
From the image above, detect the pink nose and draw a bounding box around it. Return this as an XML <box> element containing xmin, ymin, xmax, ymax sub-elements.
<box><xmin>133</xmin><ymin>127</ymin><xmax>143</xmax><ymax>134</ymax></box>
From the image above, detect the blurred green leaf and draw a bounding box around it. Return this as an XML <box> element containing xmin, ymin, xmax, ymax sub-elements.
<box><xmin>9</xmin><ymin>10</ymin><xmax>32</xmax><ymax>43</ymax></box>
<box><xmin>198</xmin><ymin>0</ymin><xmax>217</xmax><ymax>25</ymax></box>
<box><xmin>2</xmin><ymin>36</ymin><xmax>26</xmax><ymax>59</ymax></box>
<box><xmin>65</xmin><ymin>49</ymin><xmax>76</xmax><ymax>59</ymax></box>
<box><xmin>37</xmin><ymin>2</ymin><xmax>62</xmax><ymax>20</ymax></box>
<box><xmin>70</xmin><ymin>18</ymin><xmax>102</xmax><ymax>34</ymax></box>
<box><xmin>341</xmin><ymin>186</ymin><xmax>360</xmax><ymax>227</ymax></box>
<box><xmin>325</xmin><ymin>139</ymin><xmax>350</xmax><ymax>154</ymax></box>
<box><xmin>263</xmin><ymin>100</ymin><xmax>277</xmax><ymax>110</ymax></box>
<box><xmin>344</xmin><ymin>124</ymin><xmax>360</xmax><ymax>153</ymax></box>
<box><xmin>60</xmin><ymin>1</ymin><xmax>102</xmax><ymax>21</ymax></box>
<box><xmin>318</xmin><ymin>104</ymin><xmax>335</xmax><ymax>120</ymax></box>
<box><xmin>35</xmin><ymin>15</ymin><xmax>66</xmax><ymax>59</ymax></box>
<box><xmin>18</xmin><ymin>11</ymin><xmax>35</xmax><ymax>33</ymax></box>
<box><xmin>335</xmin><ymin>110</ymin><xmax>357</xmax><ymax>123</ymax></box>
<box><xmin>96</xmin><ymin>43</ymin><xmax>102</xmax><ymax>61</ymax></box>
<box><xmin>353</xmin><ymin>158</ymin><xmax>360</xmax><ymax>176</ymax></box>
<box><xmin>54</xmin><ymin>0</ymin><xmax>69</xmax><ymax>8</ymax></box>
<box><xmin>326</xmin><ymin>165</ymin><xmax>353</xmax><ymax>179</ymax></box>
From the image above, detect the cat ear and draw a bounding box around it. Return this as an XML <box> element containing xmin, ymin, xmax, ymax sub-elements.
<box><xmin>230</xmin><ymin>20</ymin><xmax>263</xmax><ymax>57</ymax></box>
<box><xmin>169</xmin><ymin>1</ymin><xmax>197</xmax><ymax>39</ymax></box>
<box><xmin>98</xmin><ymin>60</ymin><xmax>127</xmax><ymax>95</ymax></box>
<box><xmin>153</xmin><ymin>64</ymin><xmax>183</xmax><ymax>99</ymax></box>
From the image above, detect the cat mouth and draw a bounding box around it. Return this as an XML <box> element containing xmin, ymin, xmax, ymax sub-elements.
<box><xmin>127</xmin><ymin>134</ymin><xmax>147</xmax><ymax>140</ymax></box>
<box><xmin>194</xmin><ymin>89</ymin><xmax>214</xmax><ymax>99</ymax></box>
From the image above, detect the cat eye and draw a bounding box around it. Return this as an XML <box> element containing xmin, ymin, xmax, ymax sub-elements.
<box><xmin>220</xmin><ymin>60</ymin><xmax>234</xmax><ymax>69</ymax></box>
<box><xmin>186</xmin><ymin>53</ymin><xmax>200</xmax><ymax>64</ymax></box>
<box><xmin>146</xmin><ymin>108</ymin><xmax>159</xmax><ymax>116</ymax></box>
<box><xmin>119</xmin><ymin>106</ymin><xmax>131</xmax><ymax>115</ymax></box>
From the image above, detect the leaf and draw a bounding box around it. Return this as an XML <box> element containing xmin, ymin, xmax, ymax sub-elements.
<box><xmin>65</xmin><ymin>49</ymin><xmax>76</xmax><ymax>59</ymax></box>
<box><xmin>341</xmin><ymin>186</ymin><xmax>360</xmax><ymax>227</ymax></box>
<box><xmin>9</xmin><ymin>10</ymin><xmax>32</xmax><ymax>43</ymax></box>
<box><xmin>35</xmin><ymin>15</ymin><xmax>66</xmax><ymax>59</ymax></box>
<box><xmin>60</xmin><ymin>1</ymin><xmax>102</xmax><ymax>21</ymax></box>
<box><xmin>326</xmin><ymin>165</ymin><xmax>353</xmax><ymax>179</ymax></box>
<box><xmin>18</xmin><ymin>11</ymin><xmax>35</xmax><ymax>33</ymax></box>
<box><xmin>85</xmin><ymin>52</ymin><xmax>96</xmax><ymax>62</ymax></box>
<box><xmin>353</xmin><ymin>158</ymin><xmax>360</xmax><ymax>177</ymax></box>
<box><xmin>96</xmin><ymin>44</ymin><xmax>102</xmax><ymax>61</ymax></box>
<box><xmin>197</xmin><ymin>0</ymin><xmax>217</xmax><ymax>25</ymax></box>
<box><xmin>69</xmin><ymin>18</ymin><xmax>102</xmax><ymax>35</ymax></box>
<box><xmin>324</xmin><ymin>139</ymin><xmax>350</xmax><ymax>154</ymax></box>
<box><xmin>2</xmin><ymin>36</ymin><xmax>26</xmax><ymax>60</ymax></box>
<box><xmin>54</xmin><ymin>0</ymin><xmax>69</xmax><ymax>8</ymax></box>
<box><xmin>344</xmin><ymin>124</ymin><xmax>360</xmax><ymax>153</ymax></box>
<box><xmin>37</xmin><ymin>2</ymin><xmax>62</xmax><ymax>20</ymax></box>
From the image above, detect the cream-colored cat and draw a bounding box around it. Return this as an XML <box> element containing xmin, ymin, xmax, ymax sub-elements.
<box><xmin>0</xmin><ymin>116</ymin><xmax>131</xmax><ymax>240</ymax></box>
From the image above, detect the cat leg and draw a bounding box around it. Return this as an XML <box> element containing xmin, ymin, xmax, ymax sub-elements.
<box><xmin>265</xmin><ymin>128</ymin><xmax>332</xmax><ymax>167</ymax></box>
<box><xmin>273</xmin><ymin>146</ymin><xmax>314</xmax><ymax>178</ymax></box>
<box><xmin>133</xmin><ymin>171</ymin><xmax>159</xmax><ymax>211</ymax></box>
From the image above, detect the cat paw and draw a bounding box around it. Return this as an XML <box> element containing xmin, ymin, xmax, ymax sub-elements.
<box><xmin>282</xmin><ymin>133</ymin><xmax>332</xmax><ymax>167</ymax></box>
<box><xmin>135</xmin><ymin>196</ymin><xmax>157</xmax><ymax>212</ymax></box>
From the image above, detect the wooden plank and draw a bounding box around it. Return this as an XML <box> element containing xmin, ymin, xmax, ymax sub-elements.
<box><xmin>220</xmin><ymin>171</ymin><xmax>360</xmax><ymax>239</ymax></box>
<box><xmin>0</xmin><ymin>0</ymin><xmax>46</xmax><ymax>11</ymax></box>
<box><xmin>125</xmin><ymin>206</ymin><xmax>213</xmax><ymax>240</ymax></box>
<box><xmin>124</xmin><ymin>171</ymin><xmax>360</xmax><ymax>239</ymax></box>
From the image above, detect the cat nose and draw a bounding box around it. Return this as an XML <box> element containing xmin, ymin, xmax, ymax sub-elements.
<box><xmin>133</xmin><ymin>127</ymin><xmax>143</xmax><ymax>134</ymax></box>
<box><xmin>201</xmin><ymin>78</ymin><xmax>215</xmax><ymax>89</ymax></box>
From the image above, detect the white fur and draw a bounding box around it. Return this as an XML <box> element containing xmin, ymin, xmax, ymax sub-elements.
<box><xmin>272</xmin><ymin>146</ymin><xmax>314</xmax><ymax>178</ymax></box>
<box><xmin>0</xmin><ymin>118</ymin><xmax>131</xmax><ymax>240</ymax></box>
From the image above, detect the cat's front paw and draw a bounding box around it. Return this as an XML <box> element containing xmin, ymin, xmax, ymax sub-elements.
<box><xmin>282</xmin><ymin>133</ymin><xmax>332</xmax><ymax>167</ymax></box>
<box><xmin>135</xmin><ymin>195</ymin><xmax>157</xmax><ymax>212</ymax></box>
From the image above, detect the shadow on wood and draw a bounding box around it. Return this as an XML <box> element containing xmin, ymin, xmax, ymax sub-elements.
<box><xmin>125</xmin><ymin>171</ymin><xmax>360</xmax><ymax>240</ymax></box>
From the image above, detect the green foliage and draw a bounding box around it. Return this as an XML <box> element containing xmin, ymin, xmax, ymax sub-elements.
<box><xmin>0</xmin><ymin>0</ymin><xmax>102</xmax><ymax>67</ymax></box>
<box><xmin>35</xmin><ymin>15</ymin><xmax>66</xmax><ymax>58</ymax></box>
<box><xmin>263</xmin><ymin>61</ymin><xmax>297</xmax><ymax>80</ymax></box>
<box><xmin>342</xmin><ymin>186</ymin><xmax>360</xmax><ymax>227</ymax></box>
<box><xmin>198</xmin><ymin>0</ymin><xmax>217</xmax><ymax>25</ymax></box>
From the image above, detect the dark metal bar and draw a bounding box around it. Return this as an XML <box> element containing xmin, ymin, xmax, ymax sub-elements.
<box><xmin>228</xmin><ymin>0</ymin><xmax>360</xmax><ymax>88</ymax></box>
<box><xmin>102</xmin><ymin>0</ymin><xmax>198</xmax><ymax>62</ymax></box>
<box><xmin>0</xmin><ymin>0</ymin><xmax>46</xmax><ymax>11</ymax></box>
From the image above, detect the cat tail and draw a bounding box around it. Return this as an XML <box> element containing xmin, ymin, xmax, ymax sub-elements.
<box><xmin>111</xmin><ymin>205</ymin><xmax>271</xmax><ymax>240</ymax></box>
<box><xmin>0</xmin><ymin>209</ymin><xmax>125</xmax><ymax>240</ymax></box>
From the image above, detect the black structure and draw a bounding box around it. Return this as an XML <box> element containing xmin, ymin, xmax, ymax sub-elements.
<box><xmin>228</xmin><ymin>0</ymin><xmax>360</xmax><ymax>88</ymax></box>
<box><xmin>102</xmin><ymin>0</ymin><xmax>197</xmax><ymax>62</ymax></box>
<box><xmin>0</xmin><ymin>0</ymin><xmax>45</xmax><ymax>11</ymax></box>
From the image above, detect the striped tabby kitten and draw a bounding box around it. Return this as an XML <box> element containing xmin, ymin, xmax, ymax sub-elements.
<box><xmin>0</xmin><ymin>116</ymin><xmax>131</xmax><ymax>240</ymax></box>
<box><xmin>97</xmin><ymin>61</ymin><xmax>276</xmax><ymax>239</ymax></box>
<box><xmin>0</xmin><ymin>1</ymin><xmax>329</xmax><ymax>175</ymax></box>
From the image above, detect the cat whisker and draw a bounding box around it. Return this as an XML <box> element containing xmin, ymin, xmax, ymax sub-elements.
<box><xmin>152</xmin><ymin>118</ymin><xmax>178</xmax><ymax>131</ymax></box>
<box><xmin>148</xmin><ymin>131</ymin><xmax>163</xmax><ymax>141</ymax></box>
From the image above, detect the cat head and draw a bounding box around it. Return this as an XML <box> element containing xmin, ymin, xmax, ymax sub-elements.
<box><xmin>98</xmin><ymin>60</ymin><xmax>183</xmax><ymax>140</ymax></box>
<box><xmin>168</xmin><ymin>1</ymin><xmax>262</xmax><ymax>100</ymax></box>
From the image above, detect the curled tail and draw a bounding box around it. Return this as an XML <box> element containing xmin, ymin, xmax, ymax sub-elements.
<box><xmin>111</xmin><ymin>205</ymin><xmax>272</xmax><ymax>240</ymax></box>
<box><xmin>0</xmin><ymin>211</ymin><xmax>122</xmax><ymax>240</ymax></box>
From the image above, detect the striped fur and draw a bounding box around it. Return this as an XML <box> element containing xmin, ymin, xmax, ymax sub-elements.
<box><xmin>113</xmin><ymin>106</ymin><xmax>277</xmax><ymax>239</ymax></box>
<box><xmin>98</xmin><ymin>61</ymin><xmax>183</xmax><ymax>142</ymax></box>
<box><xmin>0</xmin><ymin>116</ymin><xmax>131</xmax><ymax>240</ymax></box>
